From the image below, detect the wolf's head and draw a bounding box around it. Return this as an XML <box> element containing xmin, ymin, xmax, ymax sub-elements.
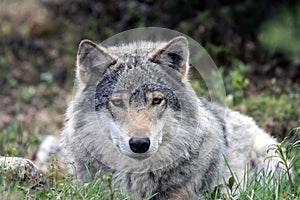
<box><xmin>76</xmin><ymin>37</ymin><xmax>196</xmax><ymax>161</ymax></box>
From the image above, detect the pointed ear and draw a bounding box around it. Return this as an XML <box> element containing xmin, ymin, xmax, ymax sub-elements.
<box><xmin>150</xmin><ymin>36</ymin><xmax>189</xmax><ymax>78</ymax></box>
<box><xmin>76</xmin><ymin>39</ymin><xmax>116</xmax><ymax>84</ymax></box>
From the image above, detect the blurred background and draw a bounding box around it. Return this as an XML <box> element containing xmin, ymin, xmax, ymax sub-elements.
<box><xmin>0</xmin><ymin>0</ymin><xmax>299</xmax><ymax>160</ymax></box>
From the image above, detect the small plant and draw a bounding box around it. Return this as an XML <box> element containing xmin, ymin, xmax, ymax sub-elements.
<box><xmin>267</xmin><ymin>127</ymin><xmax>300</xmax><ymax>189</ymax></box>
<box><xmin>226</xmin><ymin>60</ymin><xmax>250</xmax><ymax>106</ymax></box>
<box><xmin>106</xmin><ymin>171</ymin><xmax>114</xmax><ymax>200</ymax></box>
<box><xmin>206</xmin><ymin>130</ymin><xmax>300</xmax><ymax>199</ymax></box>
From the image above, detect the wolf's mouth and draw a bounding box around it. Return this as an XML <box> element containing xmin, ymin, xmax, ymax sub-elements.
<box><xmin>117</xmin><ymin>147</ymin><xmax>154</xmax><ymax>160</ymax></box>
<box><xmin>127</xmin><ymin>153</ymin><xmax>152</xmax><ymax>160</ymax></box>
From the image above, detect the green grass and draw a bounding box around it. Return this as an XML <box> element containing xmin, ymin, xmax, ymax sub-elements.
<box><xmin>205</xmin><ymin>129</ymin><xmax>300</xmax><ymax>200</ymax></box>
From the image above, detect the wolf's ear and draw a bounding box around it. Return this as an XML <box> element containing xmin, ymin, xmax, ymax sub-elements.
<box><xmin>150</xmin><ymin>36</ymin><xmax>189</xmax><ymax>79</ymax></box>
<box><xmin>77</xmin><ymin>39</ymin><xmax>116</xmax><ymax>84</ymax></box>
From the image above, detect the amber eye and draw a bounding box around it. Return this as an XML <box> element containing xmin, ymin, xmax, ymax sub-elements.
<box><xmin>152</xmin><ymin>97</ymin><xmax>163</xmax><ymax>105</ymax></box>
<box><xmin>111</xmin><ymin>99</ymin><xmax>123</xmax><ymax>107</ymax></box>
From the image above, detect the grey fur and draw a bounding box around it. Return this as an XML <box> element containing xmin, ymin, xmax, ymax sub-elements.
<box><xmin>62</xmin><ymin>36</ymin><xmax>281</xmax><ymax>199</ymax></box>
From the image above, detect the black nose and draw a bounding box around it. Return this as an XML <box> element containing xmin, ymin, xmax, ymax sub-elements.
<box><xmin>129</xmin><ymin>137</ymin><xmax>150</xmax><ymax>153</ymax></box>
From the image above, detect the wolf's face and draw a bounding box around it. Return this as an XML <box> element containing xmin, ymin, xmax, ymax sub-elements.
<box><xmin>76</xmin><ymin>37</ymin><xmax>189</xmax><ymax>160</ymax></box>
<box><xmin>107</xmin><ymin>89</ymin><xmax>167</xmax><ymax>159</ymax></box>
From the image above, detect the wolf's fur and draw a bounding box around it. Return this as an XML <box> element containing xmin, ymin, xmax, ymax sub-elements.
<box><xmin>62</xmin><ymin>36</ymin><xmax>280</xmax><ymax>199</ymax></box>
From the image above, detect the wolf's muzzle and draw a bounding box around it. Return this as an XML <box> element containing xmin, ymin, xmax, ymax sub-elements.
<box><xmin>129</xmin><ymin>137</ymin><xmax>150</xmax><ymax>153</ymax></box>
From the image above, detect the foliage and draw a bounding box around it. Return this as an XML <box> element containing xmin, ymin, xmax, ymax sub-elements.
<box><xmin>259</xmin><ymin>5</ymin><xmax>300</xmax><ymax>59</ymax></box>
<box><xmin>224</xmin><ymin>61</ymin><xmax>250</xmax><ymax>107</ymax></box>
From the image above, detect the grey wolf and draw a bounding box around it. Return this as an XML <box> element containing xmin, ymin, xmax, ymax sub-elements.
<box><xmin>62</xmin><ymin>36</ymin><xmax>281</xmax><ymax>199</ymax></box>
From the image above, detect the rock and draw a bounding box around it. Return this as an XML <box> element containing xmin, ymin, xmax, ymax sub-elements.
<box><xmin>0</xmin><ymin>157</ymin><xmax>42</xmax><ymax>183</ymax></box>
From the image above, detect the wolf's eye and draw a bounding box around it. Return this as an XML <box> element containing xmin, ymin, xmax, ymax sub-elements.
<box><xmin>152</xmin><ymin>97</ymin><xmax>163</xmax><ymax>105</ymax></box>
<box><xmin>111</xmin><ymin>99</ymin><xmax>123</xmax><ymax>107</ymax></box>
